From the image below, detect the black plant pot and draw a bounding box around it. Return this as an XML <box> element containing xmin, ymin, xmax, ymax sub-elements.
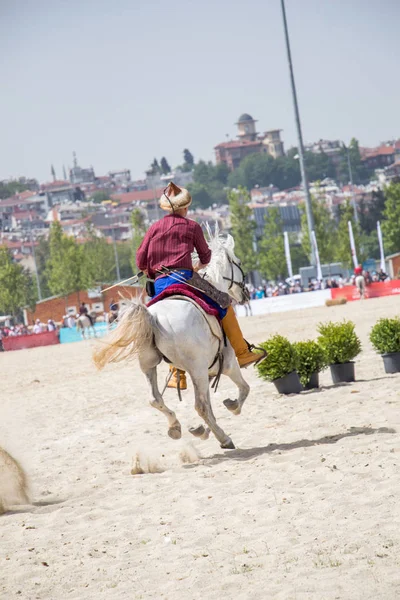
<box><xmin>304</xmin><ymin>372</ymin><xmax>319</xmax><ymax>390</ymax></box>
<box><xmin>273</xmin><ymin>371</ymin><xmax>303</xmax><ymax>394</ymax></box>
<box><xmin>382</xmin><ymin>352</ymin><xmax>400</xmax><ymax>374</ymax></box>
<box><xmin>330</xmin><ymin>362</ymin><xmax>355</xmax><ymax>384</ymax></box>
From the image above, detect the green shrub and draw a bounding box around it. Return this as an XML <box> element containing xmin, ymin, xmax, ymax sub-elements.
<box><xmin>370</xmin><ymin>317</ymin><xmax>400</xmax><ymax>354</ymax></box>
<box><xmin>317</xmin><ymin>320</ymin><xmax>361</xmax><ymax>364</ymax></box>
<box><xmin>256</xmin><ymin>335</ymin><xmax>297</xmax><ymax>382</ymax></box>
<box><xmin>293</xmin><ymin>340</ymin><xmax>327</xmax><ymax>387</ymax></box>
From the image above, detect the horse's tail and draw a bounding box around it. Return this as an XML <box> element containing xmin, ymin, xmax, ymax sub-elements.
<box><xmin>93</xmin><ymin>300</ymin><xmax>154</xmax><ymax>370</ymax></box>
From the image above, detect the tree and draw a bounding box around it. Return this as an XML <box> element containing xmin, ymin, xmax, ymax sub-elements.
<box><xmin>146</xmin><ymin>158</ymin><xmax>160</xmax><ymax>176</ymax></box>
<box><xmin>80</xmin><ymin>225</ymin><xmax>115</xmax><ymax>285</ymax></box>
<box><xmin>336</xmin><ymin>138</ymin><xmax>371</xmax><ymax>185</ymax></box>
<box><xmin>359</xmin><ymin>190</ymin><xmax>386</xmax><ymax>235</ymax></box>
<box><xmin>183</xmin><ymin>148</ymin><xmax>194</xmax><ymax>170</ymax></box>
<box><xmin>189</xmin><ymin>160</ymin><xmax>229</xmax><ymax>207</ymax></box>
<box><xmin>0</xmin><ymin>180</ymin><xmax>33</xmax><ymax>200</ymax></box>
<box><xmin>334</xmin><ymin>201</ymin><xmax>364</xmax><ymax>268</ymax></box>
<box><xmin>160</xmin><ymin>157</ymin><xmax>171</xmax><ymax>175</ymax></box>
<box><xmin>382</xmin><ymin>182</ymin><xmax>400</xmax><ymax>255</ymax></box>
<box><xmin>300</xmin><ymin>196</ymin><xmax>337</xmax><ymax>264</ymax></box>
<box><xmin>227</xmin><ymin>153</ymin><xmax>301</xmax><ymax>191</ymax></box>
<box><xmin>258</xmin><ymin>207</ymin><xmax>287</xmax><ymax>281</ymax></box>
<box><xmin>0</xmin><ymin>247</ymin><xmax>35</xmax><ymax>317</ymax></box>
<box><xmin>228</xmin><ymin>187</ymin><xmax>257</xmax><ymax>274</ymax></box>
<box><xmin>35</xmin><ymin>236</ymin><xmax>51</xmax><ymax>298</ymax></box>
<box><xmin>91</xmin><ymin>190</ymin><xmax>111</xmax><ymax>204</ymax></box>
<box><xmin>46</xmin><ymin>221</ymin><xmax>83</xmax><ymax>297</ymax></box>
<box><xmin>130</xmin><ymin>209</ymin><xmax>147</xmax><ymax>272</ymax></box>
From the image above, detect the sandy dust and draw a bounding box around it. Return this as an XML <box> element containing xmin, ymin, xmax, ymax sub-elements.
<box><xmin>1</xmin><ymin>295</ymin><xmax>400</xmax><ymax>599</ymax></box>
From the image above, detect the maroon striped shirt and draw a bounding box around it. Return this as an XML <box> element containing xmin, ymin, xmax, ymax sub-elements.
<box><xmin>136</xmin><ymin>214</ymin><xmax>212</xmax><ymax>278</ymax></box>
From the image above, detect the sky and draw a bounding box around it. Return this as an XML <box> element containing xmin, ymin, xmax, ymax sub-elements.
<box><xmin>1</xmin><ymin>0</ymin><xmax>399</xmax><ymax>183</ymax></box>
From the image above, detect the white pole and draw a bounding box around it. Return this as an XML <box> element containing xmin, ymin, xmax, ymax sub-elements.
<box><xmin>348</xmin><ymin>220</ymin><xmax>358</xmax><ymax>268</ymax></box>
<box><xmin>283</xmin><ymin>231</ymin><xmax>293</xmax><ymax>278</ymax></box>
<box><xmin>377</xmin><ymin>221</ymin><xmax>385</xmax><ymax>272</ymax></box>
<box><xmin>311</xmin><ymin>230</ymin><xmax>323</xmax><ymax>281</ymax></box>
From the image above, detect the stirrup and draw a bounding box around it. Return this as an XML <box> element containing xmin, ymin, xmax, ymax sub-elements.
<box><xmin>245</xmin><ymin>342</ymin><xmax>268</xmax><ymax>367</ymax></box>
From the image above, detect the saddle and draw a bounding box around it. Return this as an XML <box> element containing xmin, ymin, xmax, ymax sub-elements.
<box><xmin>155</xmin><ymin>267</ymin><xmax>231</xmax><ymax>309</ymax></box>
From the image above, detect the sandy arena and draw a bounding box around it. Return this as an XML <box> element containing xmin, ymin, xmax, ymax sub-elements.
<box><xmin>1</xmin><ymin>295</ymin><xmax>400</xmax><ymax>599</ymax></box>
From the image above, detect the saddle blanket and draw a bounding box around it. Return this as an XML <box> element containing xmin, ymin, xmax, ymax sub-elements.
<box><xmin>147</xmin><ymin>284</ymin><xmax>221</xmax><ymax>320</ymax></box>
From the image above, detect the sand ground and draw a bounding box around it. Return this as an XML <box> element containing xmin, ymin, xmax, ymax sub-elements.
<box><xmin>1</xmin><ymin>295</ymin><xmax>400</xmax><ymax>600</ymax></box>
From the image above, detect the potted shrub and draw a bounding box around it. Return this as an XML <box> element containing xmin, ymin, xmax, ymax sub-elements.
<box><xmin>293</xmin><ymin>340</ymin><xmax>326</xmax><ymax>390</ymax></box>
<box><xmin>256</xmin><ymin>334</ymin><xmax>302</xmax><ymax>394</ymax></box>
<box><xmin>370</xmin><ymin>317</ymin><xmax>400</xmax><ymax>373</ymax></box>
<box><xmin>317</xmin><ymin>320</ymin><xmax>361</xmax><ymax>383</ymax></box>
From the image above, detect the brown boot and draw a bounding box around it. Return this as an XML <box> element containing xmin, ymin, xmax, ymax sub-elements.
<box><xmin>167</xmin><ymin>366</ymin><xmax>187</xmax><ymax>390</ymax></box>
<box><xmin>222</xmin><ymin>306</ymin><xmax>267</xmax><ymax>368</ymax></box>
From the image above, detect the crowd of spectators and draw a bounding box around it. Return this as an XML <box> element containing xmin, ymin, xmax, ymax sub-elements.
<box><xmin>246</xmin><ymin>268</ymin><xmax>390</xmax><ymax>300</ymax></box>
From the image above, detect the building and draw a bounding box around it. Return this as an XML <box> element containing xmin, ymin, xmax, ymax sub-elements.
<box><xmin>109</xmin><ymin>170</ymin><xmax>131</xmax><ymax>187</ymax></box>
<box><xmin>69</xmin><ymin>152</ymin><xmax>96</xmax><ymax>185</ymax></box>
<box><xmin>305</xmin><ymin>139</ymin><xmax>343</xmax><ymax>165</ymax></box>
<box><xmin>215</xmin><ymin>114</ymin><xmax>284</xmax><ymax>170</ymax></box>
<box><xmin>361</xmin><ymin>141</ymin><xmax>400</xmax><ymax>171</ymax></box>
<box><xmin>251</xmin><ymin>202</ymin><xmax>301</xmax><ymax>238</ymax></box>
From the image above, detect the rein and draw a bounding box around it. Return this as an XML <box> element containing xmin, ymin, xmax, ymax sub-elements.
<box><xmin>222</xmin><ymin>256</ymin><xmax>250</xmax><ymax>302</ymax></box>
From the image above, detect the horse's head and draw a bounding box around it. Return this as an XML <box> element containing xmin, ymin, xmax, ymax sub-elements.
<box><xmin>204</xmin><ymin>226</ymin><xmax>250</xmax><ymax>305</ymax></box>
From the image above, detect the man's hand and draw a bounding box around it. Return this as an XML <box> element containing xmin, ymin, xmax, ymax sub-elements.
<box><xmin>193</xmin><ymin>262</ymin><xmax>208</xmax><ymax>273</ymax></box>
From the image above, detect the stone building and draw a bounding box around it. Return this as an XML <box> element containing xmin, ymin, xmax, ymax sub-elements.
<box><xmin>215</xmin><ymin>114</ymin><xmax>284</xmax><ymax>170</ymax></box>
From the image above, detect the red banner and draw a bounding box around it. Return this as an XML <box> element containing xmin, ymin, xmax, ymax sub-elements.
<box><xmin>2</xmin><ymin>330</ymin><xmax>59</xmax><ymax>351</ymax></box>
<box><xmin>331</xmin><ymin>280</ymin><xmax>400</xmax><ymax>302</ymax></box>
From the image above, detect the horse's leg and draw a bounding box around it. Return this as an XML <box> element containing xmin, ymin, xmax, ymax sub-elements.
<box><xmin>191</xmin><ymin>373</ymin><xmax>235</xmax><ymax>449</ymax></box>
<box><xmin>222</xmin><ymin>356</ymin><xmax>250</xmax><ymax>416</ymax></box>
<box><xmin>140</xmin><ymin>348</ymin><xmax>182</xmax><ymax>440</ymax></box>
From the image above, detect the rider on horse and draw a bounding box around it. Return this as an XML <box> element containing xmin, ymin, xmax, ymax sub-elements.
<box><xmin>136</xmin><ymin>182</ymin><xmax>266</xmax><ymax>390</ymax></box>
<box><xmin>79</xmin><ymin>302</ymin><xmax>94</xmax><ymax>326</ymax></box>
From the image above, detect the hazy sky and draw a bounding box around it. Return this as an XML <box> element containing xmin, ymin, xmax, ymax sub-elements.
<box><xmin>1</xmin><ymin>0</ymin><xmax>399</xmax><ymax>183</ymax></box>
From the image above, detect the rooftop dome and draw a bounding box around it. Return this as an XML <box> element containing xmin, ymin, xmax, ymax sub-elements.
<box><xmin>237</xmin><ymin>113</ymin><xmax>254</xmax><ymax>123</ymax></box>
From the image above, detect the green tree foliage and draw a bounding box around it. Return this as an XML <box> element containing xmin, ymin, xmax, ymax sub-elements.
<box><xmin>188</xmin><ymin>161</ymin><xmax>229</xmax><ymax>208</ymax></box>
<box><xmin>116</xmin><ymin>243</ymin><xmax>134</xmax><ymax>280</ymax></box>
<box><xmin>146</xmin><ymin>158</ymin><xmax>161</xmax><ymax>176</ymax></box>
<box><xmin>358</xmin><ymin>190</ymin><xmax>385</xmax><ymax>235</ymax></box>
<box><xmin>0</xmin><ymin>180</ymin><xmax>33</xmax><ymax>200</ymax></box>
<box><xmin>227</xmin><ymin>153</ymin><xmax>300</xmax><ymax>191</ymax></box>
<box><xmin>46</xmin><ymin>221</ymin><xmax>83</xmax><ymax>297</ymax></box>
<box><xmin>182</xmin><ymin>148</ymin><xmax>194</xmax><ymax>171</ymax></box>
<box><xmin>80</xmin><ymin>225</ymin><xmax>115</xmax><ymax>285</ymax></box>
<box><xmin>336</xmin><ymin>138</ymin><xmax>372</xmax><ymax>185</ymax></box>
<box><xmin>227</xmin><ymin>187</ymin><xmax>257</xmax><ymax>273</ymax></box>
<box><xmin>160</xmin><ymin>157</ymin><xmax>171</xmax><ymax>175</ymax></box>
<box><xmin>91</xmin><ymin>190</ymin><xmax>111</xmax><ymax>204</ymax></box>
<box><xmin>35</xmin><ymin>237</ymin><xmax>51</xmax><ymax>298</ymax></box>
<box><xmin>131</xmin><ymin>209</ymin><xmax>147</xmax><ymax>272</ymax></box>
<box><xmin>258</xmin><ymin>207</ymin><xmax>287</xmax><ymax>280</ymax></box>
<box><xmin>300</xmin><ymin>196</ymin><xmax>337</xmax><ymax>264</ymax></box>
<box><xmin>334</xmin><ymin>201</ymin><xmax>364</xmax><ymax>268</ymax></box>
<box><xmin>382</xmin><ymin>182</ymin><xmax>400</xmax><ymax>255</ymax></box>
<box><xmin>0</xmin><ymin>247</ymin><xmax>36</xmax><ymax>317</ymax></box>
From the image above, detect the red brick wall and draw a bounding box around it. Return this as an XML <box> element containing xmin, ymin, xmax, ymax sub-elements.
<box><xmin>25</xmin><ymin>285</ymin><xmax>142</xmax><ymax>325</ymax></box>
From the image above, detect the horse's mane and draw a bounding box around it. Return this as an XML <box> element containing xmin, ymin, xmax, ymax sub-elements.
<box><xmin>200</xmin><ymin>222</ymin><xmax>235</xmax><ymax>286</ymax></box>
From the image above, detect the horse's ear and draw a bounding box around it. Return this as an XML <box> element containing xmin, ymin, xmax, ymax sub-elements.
<box><xmin>225</xmin><ymin>234</ymin><xmax>235</xmax><ymax>251</ymax></box>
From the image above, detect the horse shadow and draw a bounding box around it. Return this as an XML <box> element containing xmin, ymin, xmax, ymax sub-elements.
<box><xmin>201</xmin><ymin>426</ymin><xmax>396</xmax><ymax>466</ymax></box>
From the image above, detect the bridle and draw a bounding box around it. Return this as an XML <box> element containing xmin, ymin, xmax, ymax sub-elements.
<box><xmin>222</xmin><ymin>254</ymin><xmax>250</xmax><ymax>302</ymax></box>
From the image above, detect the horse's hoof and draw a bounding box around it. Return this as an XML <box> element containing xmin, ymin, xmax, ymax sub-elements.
<box><xmin>220</xmin><ymin>439</ymin><xmax>235</xmax><ymax>450</ymax></box>
<box><xmin>223</xmin><ymin>399</ymin><xmax>241</xmax><ymax>415</ymax></box>
<box><xmin>168</xmin><ymin>425</ymin><xmax>182</xmax><ymax>440</ymax></box>
<box><xmin>189</xmin><ymin>426</ymin><xmax>210</xmax><ymax>440</ymax></box>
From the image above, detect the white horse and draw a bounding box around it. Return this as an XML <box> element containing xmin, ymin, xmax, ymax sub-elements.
<box><xmin>76</xmin><ymin>314</ymin><xmax>96</xmax><ymax>339</ymax></box>
<box><xmin>93</xmin><ymin>231</ymin><xmax>251</xmax><ymax>449</ymax></box>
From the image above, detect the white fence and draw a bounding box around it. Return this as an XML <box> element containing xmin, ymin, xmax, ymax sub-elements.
<box><xmin>235</xmin><ymin>290</ymin><xmax>331</xmax><ymax>317</ymax></box>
